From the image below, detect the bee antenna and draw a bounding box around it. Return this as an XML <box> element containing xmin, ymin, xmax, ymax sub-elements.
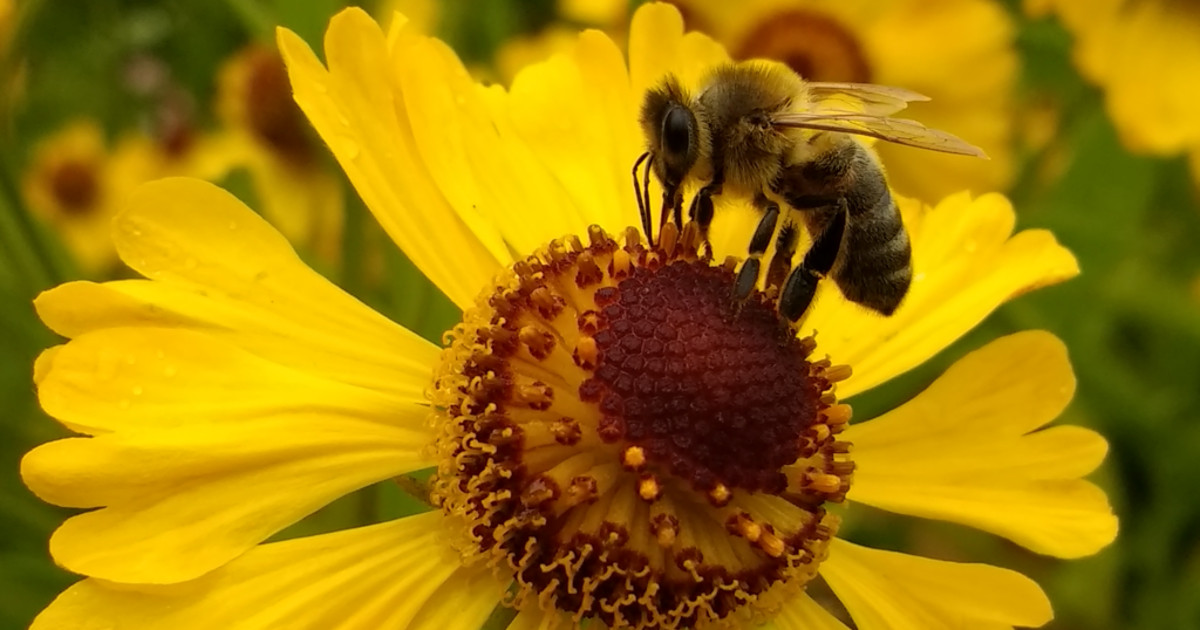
<box><xmin>633</xmin><ymin>151</ymin><xmax>655</xmax><ymax>245</ymax></box>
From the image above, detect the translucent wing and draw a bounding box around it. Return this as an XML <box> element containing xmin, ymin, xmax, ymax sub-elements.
<box><xmin>773</xmin><ymin>111</ymin><xmax>988</xmax><ymax>158</ymax></box>
<box><xmin>805</xmin><ymin>82</ymin><xmax>931</xmax><ymax>117</ymax></box>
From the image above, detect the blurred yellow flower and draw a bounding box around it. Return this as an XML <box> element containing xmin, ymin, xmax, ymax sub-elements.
<box><xmin>494</xmin><ymin>24</ymin><xmax>580</xmax><ymax>84</ymax></box>
<box><xmin>24</xmin><ymin>4</ymin><xmax>1114</xmax><ymax>629</ymax></box>
<box><xmin>0</xmin><ymin>0</ymin><xmax>13</xmax><ymax>53</ymax></box>
<box><xmin>210</xmin><ymin>44</ymin><xmax>343</xmax><ymax>261</ymax></box>
<box><xmin>375</xmin><ymin>0</ymin><xmax>438</xmax><ymax>36</ymax></box>
<box><xmin>22</xmin><ymin>118</ymin><xmax>230</xmax><ymax>276</ymax></box>
<box><xmin>559</xmin><ymin>0</ymin><xmax>629</xmax><ymax>25</ymax></box>
<box><xmin>1029</xmin><ymin>0</ymin><xmax>1200</xmax><ymax>156</ymax></box>
<box><xmin>664</xmin><ymin>0</ymin><xmax>1018</xmax><ymax>203</ymax></box>
<box><xmin>22</xmin><ymin>120</ymin><xmax>119</xmax><ymax>274</ymax></box>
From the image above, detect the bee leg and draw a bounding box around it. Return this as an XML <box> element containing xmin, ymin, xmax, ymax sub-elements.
<box><xmin>765</xmin><ymin>221</ymin><xmax>799</xmax><ymax>294</ymax></box>
<box><xmin>688</xmin><ymin>170</ymin><xmax>725</xmax><ymax>257</ymax></box>
<box><xmin>659</xmin><ymin>184</ymin><xmax>682</xmax><ymax>240</ymax></box>
<box><xmin>732</xmin><ymin>196</ymin><xmax>781</xmax><ymax>303</ymax></box>
<box><xmin>690</xmin><ymin>187</ymin><xmax>717</xmax><ymax>259</ymax></box>
<box><xmin>779</xmin><ymin>201</ymin><xmax>848</xmax><ymax>322</ymax></box>
<box><xmin>633</xmin><ymin>151</ymin><xmax>654</xmax><ymax>244</ymax></box>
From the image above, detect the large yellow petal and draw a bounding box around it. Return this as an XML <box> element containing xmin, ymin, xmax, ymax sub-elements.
<box><xmin>33</xmin><ymin>328</ymin><xmax>420</xmax><ymax>435</ymax></box>
<box><xmin>628</xmin><ymin>2</ymin><xmax>730</xmax><ymax>105</ymax></box>
<box><xmin>845</xmin><ymin>331</ymin><xmax>1118</xmax><ymax>558</ymax></box>
<box><xmin>803</xmin><ymin>192</ymin><xmax>1078</xmax><ymax>398</ymax></box>
<box><xmin>505</xmin><ymin>29</ymin><xmax>641</xmax><ymax>236</ymax></box>
<box><xmin>821</xmin><ymin>539</ymin><xmax>1053</xmax><ymax>630</ymax></box>
<box><xmin>773</xmin><ymin>593</ymin><xmax>851</xmax><ymax>630</ymax></box>
<box><xmin>22</xmin><ymin>404</ymin><xmax>428</xmax><ymax>583</ymax></box>
<box><xmin>31</xmin><ymin>513</ymin><xmax>507</xmax><ymax>630</ymax></box>
<box><xmin>394</xmin><ymin>33</ymin><xmax>581</xmax><ymax>257</ymax></box>
<box><xmin>34</xmin><ymin>179</ymin><xmax>439</xmax><ymax>401</ymax></box>
<box><xmin>278</xmin><ymin>9</ymin><xmax>509</xmax><ymax>308</ymax></box>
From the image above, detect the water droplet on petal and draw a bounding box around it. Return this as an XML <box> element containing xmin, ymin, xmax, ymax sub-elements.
<box><xmin>131</xmin><ymin>385</ymin><xmax>143</xmax><ymax>396</ymax></box>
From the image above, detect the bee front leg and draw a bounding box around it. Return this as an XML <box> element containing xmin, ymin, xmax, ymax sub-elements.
<box><xmin>660</xmin><ymin>184</ymin><xmax>682</xmax><ymax>238</ymax></box>
<box><xmin>688</xmin><ymin>169</ymin><xmax>725</xmax><ymax>257</ymax></box>
<box><xmin>779</xmin><ymin>199</ymin><xmax>848</xmax><ymax>322</ymax></box>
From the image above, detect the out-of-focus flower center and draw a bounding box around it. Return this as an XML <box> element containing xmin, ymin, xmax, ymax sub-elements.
<box><xmin>736</xmin><ymin>9</ymin><xmax>871</xmax><ymax>83</ymax></box>
<box><xmin>49</xmin><ymin>159</ymin><xmax>99</xmax><ymax>214</ymax></box>
<box><xmin>243</xmin><ymin>48</ymin><xmax>313</xmax><ymax>163</ymax></box>
<box><xmin>431</xmin><ymin>224</ymin><xmax>854</xmax><ymax>629</ymax></box>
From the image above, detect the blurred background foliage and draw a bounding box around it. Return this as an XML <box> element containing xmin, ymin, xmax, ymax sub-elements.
<box><xmin>1</xmin><ymin>0</ymin><xmax>1198</xmax><ymax>629</ymax></box>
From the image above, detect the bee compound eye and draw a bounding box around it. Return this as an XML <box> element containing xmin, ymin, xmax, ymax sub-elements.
<box><xmin>662</xmin><ymin>106</ymin><xmax>694</xmax><ymax>157</ymax></box>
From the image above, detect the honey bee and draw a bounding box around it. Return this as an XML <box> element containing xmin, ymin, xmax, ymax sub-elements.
<box><xmin>633</xmin><ymin>61</ymin><xmax>986</xmax><ymax>321</ymax></box>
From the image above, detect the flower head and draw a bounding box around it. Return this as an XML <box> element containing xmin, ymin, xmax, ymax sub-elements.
<box><xmin>209</xmin><ymin>44</ymin><xmax>344</xmax><ymax>259</ymax></box>
<box><xmin>662</xmin><ymin>0</ymin><xmax>1018</xmax><ymax>203</ymax></box>
<box><xmin>1029</xmin><ymin>0</ymin><xmax>1200</xmax><ymax>156</ymax></box>
<box><xmin>24</xmin><ymin>4</ymin><xmax>1116</xmax><ymax>629</ymax></box>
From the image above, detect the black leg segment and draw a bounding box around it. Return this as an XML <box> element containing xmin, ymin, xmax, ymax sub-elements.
<box><xmin>779</xmin><ymin>201</ymin><xmax>848</xmax><ymax>322</ymax></box>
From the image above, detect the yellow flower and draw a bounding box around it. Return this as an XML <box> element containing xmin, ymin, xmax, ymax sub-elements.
<box><xmin>210</xmin><ymin>44</ymin><xmax>344</xmax><ymax>261</ymax></box>
<box><xmin>1028</xmin><ymin>0</ymin><xmax>1200</xmax><ymax>156</ymax></box>
<box><xmin>495</xmin><ymin>25</ymin><xmax>582</xmax><ymax>85</ymax></box>
<box><xmin>22</xmin><ymin>118</ymin><xmax>230</xmax><ymax>276</ymax></box>
<box><xmin>21</xmin><ymin>120</ymin><xmax>121</xmax><ymax>274</ymax></box>
<box><xmin>24</xmin><ymin>4</ymin><xmax>1115</xmax><ymax>629</ymax></box>
<box><xmin>662</xmin><ymin>0</ymin><xmax>1017</xmax><ymax>204</ymax></box>
<box><xmin>560</xmin><ymin>0</ymin><xmax>629</xmax><ymax>26</ymax></box>
<box><xmin>0</xmin><ymin>0</ymin><xmax>13</xmax><ymax>53</ymax></box>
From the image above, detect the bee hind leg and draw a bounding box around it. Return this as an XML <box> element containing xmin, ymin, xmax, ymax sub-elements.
<box><xmin>779</xmin><ymin>201</ymin><xmax>848</xmax><ymax>322</ymax></box>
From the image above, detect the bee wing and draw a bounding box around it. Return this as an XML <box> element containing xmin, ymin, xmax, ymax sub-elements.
<box><xmin>805</xmin><ymin>82</ymin><xmax>930</xmax><ymax>117</ymax></box>
<box><xmin>773</xmin><ymin>112</ymin><xmax>988</xmax><ymax>158</ymax></box>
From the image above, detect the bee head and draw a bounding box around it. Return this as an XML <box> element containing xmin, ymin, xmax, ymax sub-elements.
<box><xmin>640</xmin><ymin>75</ymin><xmax>701</xmax><ymax>190</ymax></box>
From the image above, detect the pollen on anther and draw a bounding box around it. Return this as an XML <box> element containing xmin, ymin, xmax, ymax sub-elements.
<box><xmin>658</xmin><ymin>222</ymin><xmax>679</xmax><ymax>257</ymax></box>
<box><xmin>731</xmin><ymin>514</ymin><xmax>763</xmax><ymax>543</ymax></box>
<box><xmin>638</xmin><ymin>474</ymin><xmax>662</xmax><ymax>502</ymax></box>
<box><xmin>516</xmin><ymin>382</ymin><xmax>553</xmax><ymax>409</ymax></box>
<box><xmin>708</xmin><ymin>483</ymin><xmax>732</xmax><ymax>507</ymax></box>
<box><xmin>822</xmin><ymin>404</ymin><xmax>853</xmax><ymax>426</ymax></box>
<box><xmin>611</xmin><ymin>248</ymin><xmax>632</xmax><ymax>279</ymax></box>
<box><xmin>760</xmin><ymin>530</ymin><xmax>786</xmax><ymax>558</ymax></box>
<box><xmin>575</xmin><ymin>336</ymin><xmax>599</xmax><ymax>369</ymax></box>
<box><xmin>621</xmin><ymin>445</ymin><xmax>647</xmax><ymax>471</ymax></box>
<box><xmin>824</xmin><ymin>364</ymin><xmax>853</xmax><ymax>383</ymax></box>
<box><xmin>565</xmin><ymin>475</ymin><xmax>598</xmax><ymax>506</ymax></box>
<box><xmin>519</xmin><ymin>325</ymin><xmax>556</xmax><ymax>359</ymax></box>
<box><xmin>807</xmin><ymin>472</ymin><xmax>844</xmax><ymax>494</ymax></box>
<box><xmin>551</xmin><ymin>417</ymin><xmax>582</xmax><ymax>445</ymax></box>
<box><xmin>650</xmin><ymin>513</ymin><xmax>679</xmax><ymax>548</ymax></box>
